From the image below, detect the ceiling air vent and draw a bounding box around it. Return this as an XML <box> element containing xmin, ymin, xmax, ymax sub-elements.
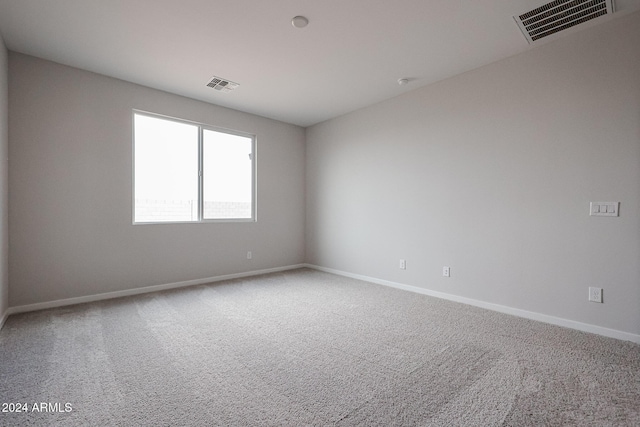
<box><xmin>206</xmin><ymin>76</ymin><xmax>239</xmax><ymax>92</ymax></box>
<box><xmin>514</xmin><ymin>0</ymin><xmax>615</xmax><ymax>43</ymax></box>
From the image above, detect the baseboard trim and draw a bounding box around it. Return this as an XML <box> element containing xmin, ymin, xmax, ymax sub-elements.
<box><xmin>304</xmin><ymin>264</ymin><xmax>640</xmax><ymax>344</ymax></box>
<box><xmin>0</xmin><ymin>309</ymin><xmax>8</xmax><ymax>331</ymax></box>
<box><xmin>6</xmin><ymin>264</ymin><xmax>306</xmax><ymax>316</ymax></box>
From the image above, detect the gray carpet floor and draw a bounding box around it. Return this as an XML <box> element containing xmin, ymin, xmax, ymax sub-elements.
<box><xmin>0</xmin><ymin>268</ymin><xmax>639</xmax><ymax>426</ymax></box>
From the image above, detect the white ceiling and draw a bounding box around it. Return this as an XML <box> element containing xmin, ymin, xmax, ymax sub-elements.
<box><xmin>0</xmin><ymin>0</ymin><xmax>638</xmax><ymax>127</ymax></box>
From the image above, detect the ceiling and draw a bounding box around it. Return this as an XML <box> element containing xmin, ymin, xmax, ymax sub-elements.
<box><xmin>0</xmin><ymin>0</ymin><xmax>638</xmax><ymax>127</ymax></box>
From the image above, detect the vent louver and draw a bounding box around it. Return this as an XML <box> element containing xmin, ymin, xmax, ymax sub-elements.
<box><xmin>206</xmin><ymin>76</ymin><xmax>239</xmax><ymax>92</ymax></box>
<box><xmin>514</xmin><ymin>0</ymin><xmax>615</xmax><ymax>43</ymax></box>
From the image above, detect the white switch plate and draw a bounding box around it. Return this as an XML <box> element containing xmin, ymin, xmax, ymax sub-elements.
<box><xmin>443</xmin><ymin>266</ymin><xmax>450</xmax><ymax>277</ymax></box>
<box><xmin>399</xmin><ymin>259</ymin><xmax>406</xmax><ymax>270</ymax></box>
<box><xmin>590</xmin><ymin>202</ymin><xmax>619</xmax><ymax>217</ymax></box>
<box><xmin>588</xmin><ymin>287</ymin><xmax>603</xmax><ymax>303</ymax></box>
<box><xmin>247</xmin><ymin>251</ymin><xmax>252</xmax><ymax>260</ymax></box>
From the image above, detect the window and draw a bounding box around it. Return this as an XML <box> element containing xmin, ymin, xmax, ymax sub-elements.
<box><xmin>133</xmin><ymin>112</ymin><xmax>255</xmax><ymax>223</ymax></box>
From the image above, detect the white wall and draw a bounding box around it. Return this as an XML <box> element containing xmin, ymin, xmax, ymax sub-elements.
<box><xmin>306</xmin><ymin>12</ymin><xmax>640</xmax><ymax>336</ymax></box>
<box><xmin>9</xmin><ymin>53</ymin><xmax>305</xmax><ymax>307</ymax></box>
<box><xmin>0</xmin><ymin>34</ymin><xmax>8</xmax><ymax>321</ymax></box>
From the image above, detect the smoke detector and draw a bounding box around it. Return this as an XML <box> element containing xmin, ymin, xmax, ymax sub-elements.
<box><xmin>206</xmin><ymin>76</ymin><xmax>239</xmax><ymax>92</ymax></box>
<box><xmin>514</xmin><ymin>0</ymin><xmax>615</xmax><ymax>44</ymax></box>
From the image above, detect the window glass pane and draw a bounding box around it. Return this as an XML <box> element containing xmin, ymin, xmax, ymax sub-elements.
<box><xmin>203</xmin><ymin>129</ymin><xmax>253</xmax><ymax>219</ymax></box>
<box><xmin>134</xmin><ymin>114</ymin><xmax>199</xmax><ymax>222</ymax></box>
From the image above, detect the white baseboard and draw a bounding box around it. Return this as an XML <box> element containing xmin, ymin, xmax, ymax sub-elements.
<box><xmin>5</xmin><ymin>263</ymin><xmax>638</xmax><ymax>345</ymax></box>
<box><xmin>304</xmin><ymin>264</ymin><xmax>640</xmax><ymax>344</ymax></box>
<box><xmin>6</xmin><ymin>264</ymin><xmax>306</xmax><ymax>316</ymax></box>
<box><xmin>0</xmin><ymin>309</ymin><xmax>7</xmax><ymax>331</ymax></box>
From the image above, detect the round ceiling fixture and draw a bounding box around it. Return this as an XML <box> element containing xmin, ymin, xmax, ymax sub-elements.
<box><xmin>397</xmin><ymin>78</ymin><xmax>409</xmax><ymax>86</ymax></box>
<box><xmin>291</xmin><ymin>16</ymin><xmax>309</xmax><ymax>28</ymax></box>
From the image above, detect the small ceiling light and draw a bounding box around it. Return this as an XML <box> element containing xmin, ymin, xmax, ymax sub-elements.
<box><xmin>397</xmin><ymin>78</ymin><xmax>409</xmax><ymax>86</ymax></box>
<box><xmin>291</xmin><ymin>16</ymin><xmax>309</xmax><ymax>28</ymax></box>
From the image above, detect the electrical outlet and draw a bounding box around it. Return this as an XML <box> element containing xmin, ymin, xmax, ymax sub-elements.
<box><xmin>399</xmin><ymin>259</ymin><xmax>406</xmax><ymax>270</ymax></box>
<box><xmin>443</xmin><ymin>266</ymin><xmax>450</xmax><ymax>277</ymax></box>
<box><xmin>588</xmin><ymin>287</ymin><xmax>603</xmax><ymax>303</ymax></box>
<box><xmin>247</xmin><ymin>251</ymin><xmax>252</xmax><ymax>260</ymax></box>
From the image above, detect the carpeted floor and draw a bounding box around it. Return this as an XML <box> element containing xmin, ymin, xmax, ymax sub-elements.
<box><xmin>0</xmin><ymin>268</ymin><xmax>638</xmax><ymax>426</ymax></box>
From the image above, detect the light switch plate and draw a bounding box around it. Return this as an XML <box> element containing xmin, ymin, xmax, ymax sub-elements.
<box><xmin>590</xmin><ymin>202</ymin><xmax>619</xmax><ymax>217</ymax></box>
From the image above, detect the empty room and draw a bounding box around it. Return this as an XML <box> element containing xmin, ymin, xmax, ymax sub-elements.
<box><xmin>0</xmin><ymin>1</ymin><xmax>639</xmax><ymax>426</ymax></box>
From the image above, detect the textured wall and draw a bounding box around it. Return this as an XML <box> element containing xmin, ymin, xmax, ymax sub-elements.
<box><xmin>9</xmin><ymin>53</ymin><xmax>305</xmax><ymax>306</ymax></box>
<box><xmin>306</xmin><ymin>12</ymin><xmax>640</xmax><ymax>336</ymax></box>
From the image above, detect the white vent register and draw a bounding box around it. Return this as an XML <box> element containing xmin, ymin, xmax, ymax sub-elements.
<box><xmin>206</xmin><ymin>76</ymin><xmax>239</xmax><ymax>92</ymax></box>
<box><xmin>514</xmin><ymin>0</ymin><xmax>615</xmax><ymax>43</ymax></box>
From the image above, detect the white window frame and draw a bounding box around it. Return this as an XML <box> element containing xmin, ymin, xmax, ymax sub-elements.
<box><xmin>132</xmin><ymin>110</ymin><xmax>257</xmax><ymax>224</ymax></box>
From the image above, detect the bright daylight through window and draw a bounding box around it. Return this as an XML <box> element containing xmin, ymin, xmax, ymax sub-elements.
<box><xmin>134</xmin><ymin>112</ymin><xmax>255</xmax><ymax>223</ymax></box>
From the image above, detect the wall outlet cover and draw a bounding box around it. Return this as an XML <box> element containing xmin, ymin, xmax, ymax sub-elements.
<box><xmin>588</xmin><ymin>287</ymin><xmax>603</xmax><ymax>303</ymax></box>
<box><xmin>443</xmin><ymin>266</ymin><xmax>450</xmax><ymax>277</ymax></box>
